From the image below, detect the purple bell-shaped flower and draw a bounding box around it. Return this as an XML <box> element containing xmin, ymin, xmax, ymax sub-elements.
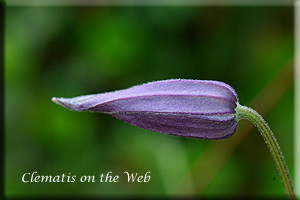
<box><xmin>52</xmin><ymin>79</ymin><xmax>238</xmax><ymax>140</ymax></box>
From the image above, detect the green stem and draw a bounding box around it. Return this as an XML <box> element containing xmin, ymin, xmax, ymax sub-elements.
<box><xmin>235</xmin><ymin>103</ymin><xmax>296</xmax><ymax>199</ymax></box>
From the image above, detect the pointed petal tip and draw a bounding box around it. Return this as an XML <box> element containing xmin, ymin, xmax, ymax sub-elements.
<box><xmin>51</xmin><ymin>97</ymin><xmax>66</xmax><ymax>107</ymax></box>
<box><xmin>51</xmin><ymin>97</ymin><xmax>59</xmax><ymax>103</ymax></box>
<box><xmin>51</xmin><ymin>97</ymin><xmax>57</xmax><ymax>102</ymax></box>
<box><xmin>51</xmin><ymin>96</ymin><xmax>87</xmax><ymax>111</ymax></box>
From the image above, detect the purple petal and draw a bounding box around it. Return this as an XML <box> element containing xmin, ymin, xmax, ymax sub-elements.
<box><xmin>52</xmin><ymin>79</ymin><xmax>239</xmax><ymax>140</ymax></box>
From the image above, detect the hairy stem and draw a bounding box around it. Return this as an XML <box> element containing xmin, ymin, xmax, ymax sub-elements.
<box><xmin>235</xmin><ymin>103</ymin><xmax>296</xmax><ymax>199</ymax></box>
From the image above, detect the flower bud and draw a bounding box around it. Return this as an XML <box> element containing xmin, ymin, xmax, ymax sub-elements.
<box><xmin>52</xmin><ymin>79</ymin><xmax>239</xmax><ymax>140</ymax></box>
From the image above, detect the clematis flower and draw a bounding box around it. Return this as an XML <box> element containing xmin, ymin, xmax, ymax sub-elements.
<box><xmin>52</xmin><ymin>79</ymin><xmax>296</xmax><ymax>198</ymax></box>
<box><xmin>52</xmin><ymin>79</ymin><xmax>238</xmax><ymax>140</ymax></box>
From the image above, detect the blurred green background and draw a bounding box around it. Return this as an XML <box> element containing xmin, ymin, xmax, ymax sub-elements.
<box><xmin>5</xmin><ymin>6</ymin><xmax>294</xmax><ymax>197</ymax></box>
